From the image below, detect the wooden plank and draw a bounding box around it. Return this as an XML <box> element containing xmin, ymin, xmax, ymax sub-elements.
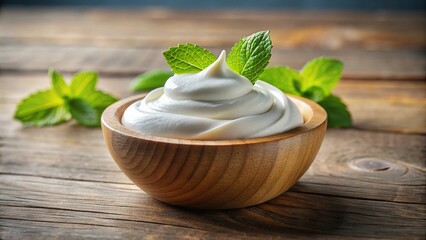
<box><xmin>1</xmin><ymin>219</ymin><xmax>228</xmax><ymax>240</ymax></box>
<box><xmin>334</xmin><ymin>80</ymin><xmax>426</xmax><ymax>134</ymax></box>
<box><xmin>1</xmin><ymin>44</ymin><xmax>425</xmax><ymax>80</ymax></box>
<box><xmin>0</xmin><ymin>174</ymin><xmax>424</xmax><ymax>239</ymax></box>
<box><xmin>0</xmin><ymin>9</ymin><xmax>424</xmax><ymax>50</ymax></box>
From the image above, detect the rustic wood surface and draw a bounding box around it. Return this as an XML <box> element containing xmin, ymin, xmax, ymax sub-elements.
<box><xmin>0</xmin><ymin>8</ymin><xmax>425</xmax><ymax>239</ymax></box>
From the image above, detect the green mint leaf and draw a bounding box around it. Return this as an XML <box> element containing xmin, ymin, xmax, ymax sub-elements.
<box><xmin>300</xmin><ymin>57</ymin><xmax>343</xmax><ymax>96</ymax></box>
<box><xmin>258</xmin><ymin>66</ymin><xmax>302</xmax><ymax>95</ymax></box>
<box><xmin>227</xmin><ymin>31</ymin><xmax>272</xmax><ymax>82</ymax></box>
<box><xmin>293</xmin><ymin>78</ymin><xmax>302</xmax><ymax>93</ymax></box>
<box><xmin>302</xmin><ymin>86</ymin><xmax>326</xmax><ymax>102</ymax></box>
<box><xmin>227</xmin><ymin>39</ymin><xmax>243</xmax><ymax>72</ymax></box>
<box><xmin>68</xmin><ymin>98</ymin><xmax>100</xmax><ymax>127</ymax></box>
<box><xmin>49</xmin><ymin>69</ymin><xmax>69</xmax><ymax>97</ymax></box>
<box><xmin>163</xmin><ymin>44</ymin><xmax>216</xmax><ymax>74</ymax></box>
<box><xmin>15</xmin><ymin>70</ymin><xmax>118</xmax><ymax>128</ymax></box>
<box><xmin>70</xmin><ymin>71</ymin><xmax>98</xmax><ymax>98</ymax></box>
<box><xmin>318</xmin><ymin>94</ymin><xmax>352</xmax><ymax>128</ymax></box>
<box><xmin>14</xmin><ymin>89</ymin><xmax>71</xmax><ymax>126</ymax></box>
<box><xmin>85</xmin><ymin>90</ymin><xmax>118</xmax><ymax>115</ymax></box>
<box><xmin>131</xmin><ymin>70</ymin><xmax>173</xmax><ymax>92</ymax></box>
<box><xmin>70</xmin><ymin>90</ymin><xmax>118</xmax><ymax>127</ymax></box>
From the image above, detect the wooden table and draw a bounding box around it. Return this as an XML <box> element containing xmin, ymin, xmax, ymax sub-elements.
<box><xmin>1</xmin><ymin>8</ymin><xmax>425</xmax><ymax>239</ymax></box>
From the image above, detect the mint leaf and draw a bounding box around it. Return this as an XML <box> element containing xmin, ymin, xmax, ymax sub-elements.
<box><xmin>70</xmin><ymin>71</ymin><xmax>97</xmax><ymax>98</ymax></box>
<box><xmin>68</xmin><ymin>72</ymin><xmax>117</xmax><ymax>127</ymax></box>
<box><xmin>318</xmin><ymin>94</ymin><xmax>352</xmax><ymax>128</ymax></box>
<box><xmin>227</xmin><ymin>31</ymin><xmax>272</xmax><ymax>82</ymax></box>
<box><xmin>85</xmin><ymin>90</ymin><xmax>118</xmax><ymax>109</ymax></box>
<box><xmin>302</xmin><ymin>86</ymin><xmax>326</xmax><ymax>102</ymax></box>
<box><xmin>163</xmin><ymin>44</ymin><xmax>216</xmax><ymax>74</ymax></box>
<box><xmin>227</xmin><ymin>39</ymin><xmax>243</xmax><ymax>72</ymax></box>
<box><xmin>300</xmin><ymin>57</ymin><xmax>343</xmax><ymax>96</ymax></box>
<box><xmin>68</xmin><ymin>71</ymin><xmax>115</xmax><ymax>127</ymax></box>
<box><xmin>14</xmin><ymin>90</ymin><xmax>71</xmax><ymax>126</ymax></box>
<box><xmin>85</xmin><ymin>90</ymin><xmax>118</xmax><ymax>116</ymax></box>
<box><xmin>15</xmin><ymin>69</ymin><xmax>118</xmax><ymax>128</ymax></box>
<box><xmin>70</xmin><ymin>90</ymin><xmax>117</xmax><ymax>127</ymax></box>
<box><xmin>49</xmin><ymin>69</ymin><xmax>69</xmax><ymax>97</ymax></box>
<box><xmin>131</xmin><ymin>70</ymin><xmax>173</xmax><ymax>92</ymax></box>
<box><xmin>258</xmin><ymin>66</ymin><xmax>301</xmax><ymax>95</ymax></box>
<box><xmin>68</xmin><ymin>98</ymin><xmax>100</xmax><ymax>127</ymax></box>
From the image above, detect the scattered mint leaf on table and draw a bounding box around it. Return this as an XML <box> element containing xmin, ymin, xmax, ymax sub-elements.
<box><xmin>14</xmin><ymin>70</ymin><xmax>117</xmax><ymax>128</ymax></box>
<box><xmin>163</xmin><ymin>44</ymin><xmax>217</xmax><ymax>74</ymax></box>
<box><xmin>131</xmin><ymin>70</ymin><xmax>173</xmax><ymax>92</ymax></box>
<box><xmin>227</xmin><ymin>30</ymin><xmax>272</xmax><ymax>82</ymax></box>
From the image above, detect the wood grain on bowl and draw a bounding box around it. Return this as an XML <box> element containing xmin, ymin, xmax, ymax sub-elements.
<box><xmin>101</xmin><ymin>95</ymin><xmax>327</xmax><ymax>209</ymax></box>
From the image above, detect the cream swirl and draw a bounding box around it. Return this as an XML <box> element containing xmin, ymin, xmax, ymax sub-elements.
<box><xmin>122</xmin><ymin>50</ymin><xmax>304</xmax><ymax>140</ymax></box>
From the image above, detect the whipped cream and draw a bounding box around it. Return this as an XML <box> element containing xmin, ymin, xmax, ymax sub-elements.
<box><xmin>122</xmin><ymin>51</ymin><xmax>304</xmax><ymax>140</ymax></box>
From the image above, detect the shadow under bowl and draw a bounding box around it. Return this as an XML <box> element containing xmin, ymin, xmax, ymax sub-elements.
<box><xmin>101</xmin><ymin>94</ymin><xmax>327</xmax><ymax>209</ymax></box>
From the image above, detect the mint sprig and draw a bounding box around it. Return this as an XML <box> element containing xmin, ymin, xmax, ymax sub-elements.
<box><xmin>163</xmin><ymin>44</ymin><xmax>217</xmax><ymax>74</ymax></box>
<box><xmin>259</xmin><ymin>58</ymin><xmax>352</xmax><ymax>128</ymax></box>
<box><xmin>14</xmin><ymin>70</ymin><xmax>118</xmax><ymax>127</ymax></box>
<box><xmin>162</xmin><ymin>31</ymin><xmax>272</xmax><ymax>82</ymax></box>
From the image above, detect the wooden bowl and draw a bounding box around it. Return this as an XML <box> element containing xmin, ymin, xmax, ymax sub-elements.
<box><xmin>101</xmin><ymin>94</ymin><xmax>327</xmax><ymax>209</ymax></box>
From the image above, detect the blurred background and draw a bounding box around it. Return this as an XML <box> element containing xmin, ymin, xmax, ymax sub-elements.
<box><xmin>3</xmin><ymin>0</ymin><xmax>426</xmax><ymax>10</ymax></box>
<box><xmin>1</xmin><ymin>0</ymin><xmax>424</xmax><ymax>76</ymax></box>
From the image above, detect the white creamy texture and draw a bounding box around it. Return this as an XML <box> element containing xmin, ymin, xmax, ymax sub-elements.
<box><xmin>122</xmin><ymin>50</ymin><xmax>304</xmax><ymax>140</ymax></box>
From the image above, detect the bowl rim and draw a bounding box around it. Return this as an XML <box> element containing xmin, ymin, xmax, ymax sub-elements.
<box><xmin>101</xmin><ymin>94</ymin><xmax>327</xmax><ymax>146</ymax></box>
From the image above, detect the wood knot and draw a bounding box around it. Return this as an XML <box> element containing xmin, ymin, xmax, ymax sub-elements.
<box><xmin>349</xmin><ymin>158</ymin><xmax>392</xmax><ymax>172</ymax></box>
